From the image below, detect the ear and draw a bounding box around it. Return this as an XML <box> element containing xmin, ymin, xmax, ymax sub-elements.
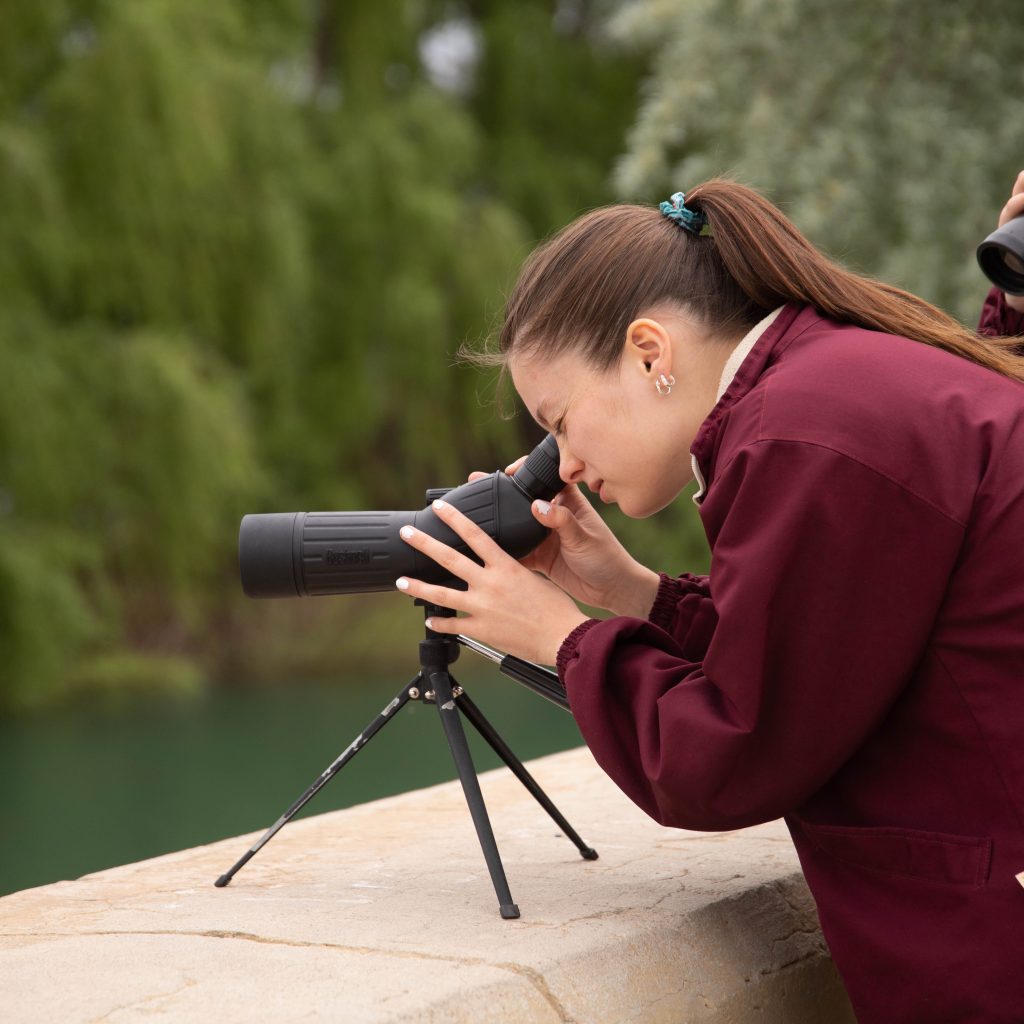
<box><xmin>624</xmin><ymin>318</ymin><xmax>673</xmax><ymax>380</ymax></box>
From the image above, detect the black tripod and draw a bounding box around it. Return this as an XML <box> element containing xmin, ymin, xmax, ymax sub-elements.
<box><xmin>214</xmin><ymin>602</ymin><xmax>597</xmax><ymax>918</ymax></box>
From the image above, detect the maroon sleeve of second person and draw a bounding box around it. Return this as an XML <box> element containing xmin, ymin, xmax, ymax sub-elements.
<box><xmin>977</xmin><ymin>286</ymin><xmax>1024</xmax><ymax>340</ymax></box>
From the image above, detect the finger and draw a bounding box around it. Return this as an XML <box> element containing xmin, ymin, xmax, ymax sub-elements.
<box><xmin>505</xmin><ymin>455</ymin><xmax>527</xmax><ymax>475</ymax></box>
<box><xmin>556</xmin><ymin>481</ymin><xmax>588</xmax><ymax>505</ymax></box>
<box><xmin>429</xmin><ymin>499</ymin><xmax>506</xmax><ymax>565</ymax></box>
<box><xmin>399</xmin><ymin>520</ymin><xmax>483</xmax><ymax>582</ymax></box>
<box><xmin>550</xmin><ymin>482</ymin><xmax>596</xmax><ymax>518</ymax></box>
<box><xmin>1013</xmin><ymin>169</ymin><xmax>1024</xmax><ymax>198</ymax></box>
<box><xmin>998</xmin><ymin>191</ymin><xmax>1024</xmax><ymax>228</ymax></box>
<box><xmin>467</xmin><ymin>471</ymin><xmax>488</xmax><ymax>482</ymax></box>
<box><xmin>395</xmin><ymin>575</ymin><xmax>468</xmax><ymax>611</ymax></box>
<box><xmin>423</xmin><ymin>613</ymin><xmax>460</xmax><ymax>634</ymax></box>
<box><xmin>533</xmin><ymin>497</ymin><xmax>583</xmax><ymax>539</ymax></box>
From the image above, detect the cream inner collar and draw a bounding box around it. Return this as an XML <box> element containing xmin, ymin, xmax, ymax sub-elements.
<box><xmin>690</xmin><ymin>306</ymin><xmax>785</xmax><ymax>505</ymax></box>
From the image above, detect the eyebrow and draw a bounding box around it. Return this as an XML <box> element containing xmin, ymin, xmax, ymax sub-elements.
<box><xmin>535</xmin><ymin>401</ymin><xmax>556</xmax><ymax>430</ymax></box>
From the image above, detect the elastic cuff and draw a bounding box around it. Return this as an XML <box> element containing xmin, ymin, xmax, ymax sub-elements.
<box><xmin>555</xmin><ymin>617</ymin><xmax>601</xmax><ymax>682</ymax></box>
<box><xmin>648</xmin><ymin>572</ymin><xmax>684</xmax><ymax>631</ymax></box>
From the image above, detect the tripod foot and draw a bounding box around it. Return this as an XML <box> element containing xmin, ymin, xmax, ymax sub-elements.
<box><xmin>500</xmin><ymin>903</ymin><xmax>521</xmax><ymax>919</ymax></box>
<box><xmin>214</xmin><ymin>875</ymin><xmax>231</xmax><ymax>887</ymax></box>
<box><xmin>580</xmin><ymin>848</ymin><xmax>599</xmax><ymax>861</ymax></box>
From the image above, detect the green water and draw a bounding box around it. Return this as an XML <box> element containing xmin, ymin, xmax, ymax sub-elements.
<box><xmin>0</xmin><ymin>666</ymin><xmax>584</xmax><ymax>897</ymax></box>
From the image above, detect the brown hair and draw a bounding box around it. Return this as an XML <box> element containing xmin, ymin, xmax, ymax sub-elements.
<box><xmin>465</xmin><ymin>179</ymin><xmax>1024</xmax><ymax>386</ymax></box>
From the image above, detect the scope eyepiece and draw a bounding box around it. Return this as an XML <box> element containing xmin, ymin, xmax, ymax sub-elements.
<box><xmin>508</xmin><ymin>433</ymin><xmax>563</xmax><ymax>503</ymax></box>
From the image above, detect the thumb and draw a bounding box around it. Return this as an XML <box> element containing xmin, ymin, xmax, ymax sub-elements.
<box><xmin>533</xmin><ymin>498</ymin><xmax>581</xmax><ymax>538</ymax></box>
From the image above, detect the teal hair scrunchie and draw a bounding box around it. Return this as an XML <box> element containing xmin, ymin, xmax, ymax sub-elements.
<box><xmin>659</xmin><ymin>191</ymin><xmax>711</xmax><ymax>237</ymax></box>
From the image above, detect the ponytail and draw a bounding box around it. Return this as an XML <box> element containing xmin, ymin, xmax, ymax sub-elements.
<box><xmin>687</xmin><ymin>180</ymin><xmax>1024</xmax><ymax>381</ymax></box>
<box><xmin>465</xmin><ymin>179</ymin><xmax>1024</xmax><ymax>385</ymax></box>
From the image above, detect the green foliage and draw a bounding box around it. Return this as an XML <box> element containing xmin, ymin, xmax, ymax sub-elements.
<box><xmin>0</xmin><ymin>0</ymin><xmax>644</xmax><ymax>710</ymax></box>
<box><xmin>67</xmin><ymin>652</ymin><xmax>205</xmax><ymax>701</ymax></box>
<box><xmin>0</xmin><ymin>524</ymin><xmax>103</xmax><ymax>710</ymax></box>
<box><xmin>471</xmin><ymin>0</ymin><xmax>647</xmax><ymax>235</ymax></box>
<box><xmin>4</xmin><ymin>0</ymin><xmax>1018</xmax><ymax>713</ymax></box>
<box><xmin>613</xmin><ymin>0</ymin><xmax>1024</xmax><ymax>321</ymax></box>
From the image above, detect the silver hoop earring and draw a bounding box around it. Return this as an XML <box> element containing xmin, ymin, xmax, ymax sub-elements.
<box><xmin>655</xmin><ymin>372</ymin><xmax>676</xmax><ymax>396</ymax></box>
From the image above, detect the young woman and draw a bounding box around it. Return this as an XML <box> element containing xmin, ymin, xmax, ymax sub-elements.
<box><xmin>394</xmin><ymin>175</ymin><xmax>1024</xmax><ymax>1023</ymax></box>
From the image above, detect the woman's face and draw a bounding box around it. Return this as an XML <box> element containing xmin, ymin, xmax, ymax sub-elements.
<box><xmin>509</xmin><ymin>307</ymin><xmax>737</xmax><ymax>518</ymax></box>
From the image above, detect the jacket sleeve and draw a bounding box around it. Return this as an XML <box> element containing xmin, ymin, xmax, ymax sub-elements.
<box><xmin>557</xmin><ymin>439</ymin><xmax>965</xmax><ymax>832</ymax></box>
<box><xmin>647</xmin><ymin>572</ymin><xmax>718</xmax><ymax>663</ymax></box>
<box><xmin>977</xmin><ymin>286</ymin><xmax>1024</xmax><ymax>339</ymax></box>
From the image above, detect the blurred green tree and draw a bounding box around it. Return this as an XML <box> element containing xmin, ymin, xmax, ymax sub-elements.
<box><xmin>611</xmin><ymin>0</ymin><xmax>1024</xmax><ymax>321</ymax></box>
<box><xmin>0</xmin><ymin>0</ymin><xmax>644</xmax><ymax>708</ymax></box>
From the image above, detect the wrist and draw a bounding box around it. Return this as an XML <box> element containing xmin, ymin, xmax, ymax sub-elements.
<box><xmin>610</xmin><ymin>564</ymin><xmax>661</xmax><ymax>619</ymax></box>
<box><xmin>547</xmin><ymin>610</ymin><xmax>591</xmax><ymax>665</ymax></box>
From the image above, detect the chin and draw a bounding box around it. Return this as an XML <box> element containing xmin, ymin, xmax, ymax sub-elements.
<box><xmin>621</xmin><ymin>490</ymin><xmax>678</xmax><ymax>519</ymax></box>
<box><xmin>617</xmin><ymin>496</ymin><xmax>657</xmax><ymax>519</ymax></box>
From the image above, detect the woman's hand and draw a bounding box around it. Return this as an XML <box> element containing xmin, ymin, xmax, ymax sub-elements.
<box><xmin>468</xmin><ymin>458</ymin><xmax>660</xmax><ymax>618</ymax></box>
<box><xmin>996</xmin><ymin>170</ymin><xmax>1024</xmax><ymax>313</ymax></box>
<box><xmin>395</xmin><ymin>498</ymin><xmax>590</xmax><ymax>665</ymax></box>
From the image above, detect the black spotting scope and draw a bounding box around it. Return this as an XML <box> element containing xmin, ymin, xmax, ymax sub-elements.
<box><xmin>240</xmin><ymin>433</ymin><xmax>564</xmax><ymax>598</ymax></box>
<box><xmin>977</xmin><ymin>215</ymin><xmax>1024</xmax><ymax>296</ymax></box>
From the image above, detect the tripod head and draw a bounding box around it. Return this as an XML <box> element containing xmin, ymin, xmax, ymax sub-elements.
<box><xmin>239</xmin><ymin>434</ymin><xmax>563</xmax><ymax>598</ymax></box>
<box><xmin>410</xmin><ymin>598</ymin><xmax>569</xmax><ymax>712</ymax></box>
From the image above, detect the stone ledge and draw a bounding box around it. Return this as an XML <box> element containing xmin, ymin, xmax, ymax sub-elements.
<box><xmin>0</xmin><ymin>745</ymin><xmax>855</xmax><ymax>1022</ymax></box>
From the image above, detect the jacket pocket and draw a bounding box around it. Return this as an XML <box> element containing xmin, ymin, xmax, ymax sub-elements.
<box><xmin>793</xmin><ymin>818</ymin><xmax>993</xmax><ymax>888</ymax></box>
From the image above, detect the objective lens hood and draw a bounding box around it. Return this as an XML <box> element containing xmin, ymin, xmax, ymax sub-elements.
<box><xmin>977</xmin><ymin>215</ymin><xmax>1024</xmax><ymax>296</ymax></box>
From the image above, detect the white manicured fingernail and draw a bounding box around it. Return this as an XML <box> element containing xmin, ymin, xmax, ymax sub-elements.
<box><xmin>432</xmin><ymin>499</ymin><xmax>448</xmax><ymax>511</ymax></box>
<box><xmin>424</xmin><ymin>617</ymin><xmax>434</xmax><ymax>629</ymax></box>
<box><xmin>396</xmin><ymin>577</ymin><xmax>410</xmax><ymax>591</ymax></box>
<box><xmin>535</xmin><ymin>500</ymin><xmax>551</xmax><ymax>515</ymax></box>
<box><xmin>400</xmin><ymin>525</ymin><xmax>415</xmax><ymax>539</ymax></box>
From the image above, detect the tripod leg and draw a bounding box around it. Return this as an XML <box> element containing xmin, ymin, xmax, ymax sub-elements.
<box><xmin>453</xmin><ymin>685</ymin><xmax>598</xmax><ymax>861</ymax></box>
<box><xmin>428</xmin><ymin>670</ymin><xmax>520</xmax><ymax>920</ymax></box>
<box><xmin>214</xmin><ymin>675</ymin><xmax>420</xmax><ymax>888</ymax></box>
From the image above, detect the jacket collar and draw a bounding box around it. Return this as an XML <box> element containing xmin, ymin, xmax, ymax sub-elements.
<box><xmin>690</xmin><ymin>303</ymin><xmax>806</xmax><ymax>504</ymax></box>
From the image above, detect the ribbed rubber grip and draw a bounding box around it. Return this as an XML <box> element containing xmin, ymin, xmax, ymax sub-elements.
<box><xmin>511</xmin><ymin>433</ymin><xmax>563</xmax><ymax>501</ymax></box>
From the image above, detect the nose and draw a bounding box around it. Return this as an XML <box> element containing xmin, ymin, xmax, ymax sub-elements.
<box><xmin>557</xmin><ymin>441</ymin><xmax>585</xmax><ymax>485</ymax></box>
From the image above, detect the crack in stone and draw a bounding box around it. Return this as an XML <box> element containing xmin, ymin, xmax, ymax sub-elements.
<box><xmin>617</xmin><ymin>984</ymin><xmax>691</xmax><ymax>1022</ymax></box>
<box><xmin>2</xmin><ymin>928</ymin><xmax>482</xmax><ymax>963</ymax></box>
<box><xmin>516</xmin><ymin>881</ymin><xmax>691</xmax><ymax>930</ymax></box>
<box><xmin>758</xmin><ymin>948</ymin><xmax>820</xmax><ymax>977</ymax></box>
<box><xmin>92</xmin><ymin>976</ymin><xmax>198</xmax><ymax>1021</ymax></box>
<box><xmin>4</xmin><ymin>928</ymin><xmax>577</xmax><ymax>1023</ymax></box>
<box><xmin>768</xmin><ymin>876</ymin><xmax>813</xmax><ymax>918</ymax></box>
<box><xmin>5</xmin><ymin>872</ymin><xmax>821</xmax><ymax>1023</ymax></box>
<box><xmin>492</xmin><ymin>961</ymin><xmax>578</xmax><ymax>1023</ymax></box>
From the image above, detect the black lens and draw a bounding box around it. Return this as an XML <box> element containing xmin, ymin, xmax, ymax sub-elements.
<box><xmin>977</xmin><ymin>216</ymin><xmax>1024</xmax><ymax>296</ymax></box>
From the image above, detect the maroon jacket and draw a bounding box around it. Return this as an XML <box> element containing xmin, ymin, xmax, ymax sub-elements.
<box><xmin>557</xmin><ymin>290</ymin><xmax>1024</xmax><ymax>1023</ymax></box>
